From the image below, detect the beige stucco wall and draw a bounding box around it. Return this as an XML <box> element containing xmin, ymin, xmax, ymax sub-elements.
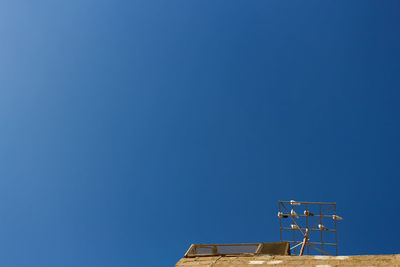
<box><xmin>176</xmin><ymin>254</ymin><xmax>400</xmax><ymax>266</ymax></box>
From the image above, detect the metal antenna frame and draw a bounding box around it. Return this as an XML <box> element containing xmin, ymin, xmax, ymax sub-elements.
<box><xmin>278</xmin><ymin>200</ymin><xmax>340</xmax><ymax>256</ymax></box>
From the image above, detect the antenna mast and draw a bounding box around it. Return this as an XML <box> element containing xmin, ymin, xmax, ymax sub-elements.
<box><xmin>278</xmin><ymin>200</ymin><xmax>342</xmax><ymax>256</ymax></box>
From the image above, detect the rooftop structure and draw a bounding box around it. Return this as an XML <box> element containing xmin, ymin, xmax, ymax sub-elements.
<box><xmin>184</xmin><ymin>242</ymin><xmax>290</xmax><ymax>257</ymax></box>
<box><xmin>176</xmin><ymin>200</ymin><xmax>399</xmax><ymax>266</ymax></box>
<box><xmin>278</xmin><ymin>200</ymin><xmax>342</xmax><ymax>256</ymax></box>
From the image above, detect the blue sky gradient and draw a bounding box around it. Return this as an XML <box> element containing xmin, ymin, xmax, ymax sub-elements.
<box><xmin>0</xmin><ymin>1</ymin><xmax>399</xmax><ymax>266</ymax></box>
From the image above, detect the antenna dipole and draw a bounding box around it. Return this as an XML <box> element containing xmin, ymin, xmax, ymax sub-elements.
<box><xmin>278</xmin><ymin>200</ymin><xmax>342</xmax><ymax>256</ymax></box>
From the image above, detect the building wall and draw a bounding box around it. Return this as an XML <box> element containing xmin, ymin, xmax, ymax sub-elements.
<box><xmin>176</xmin><ymin>254</ymin><xmax>400</xmax><ymax>266</ymax></box>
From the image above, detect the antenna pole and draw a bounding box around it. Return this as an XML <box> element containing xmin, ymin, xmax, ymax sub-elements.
<box><xmin>299</xmin><ymin>228</ymin><xmax>309</xmax><ymax>256</ymax></box>
<box><xmin>279</xmin><ymin>201</ymin><xmax>282</xmax><ymax>242</ymax></box>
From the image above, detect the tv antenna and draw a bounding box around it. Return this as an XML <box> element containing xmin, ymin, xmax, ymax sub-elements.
<box><xmin>278</xmin><ymin>200</ymin><xmax>342</xmax><ymax>256</ymax></box>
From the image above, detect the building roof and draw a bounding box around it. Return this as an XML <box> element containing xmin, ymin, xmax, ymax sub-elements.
<box><xmin>175</xmin><ymin>254</ymin><xmax>400</xmax><ymax>266</ymax></box>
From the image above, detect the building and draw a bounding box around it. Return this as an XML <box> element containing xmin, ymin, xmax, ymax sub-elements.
<box><xmin>175</xmin><ymin>242</ymin><xmax>400</xmax><ymax>266</ymax></box>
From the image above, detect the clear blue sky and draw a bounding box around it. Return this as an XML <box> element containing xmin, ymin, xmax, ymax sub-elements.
<box><xmin>0</xmin><ymin>0</ymin><xmax>399</xmax><ymax>266</ymax></box>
